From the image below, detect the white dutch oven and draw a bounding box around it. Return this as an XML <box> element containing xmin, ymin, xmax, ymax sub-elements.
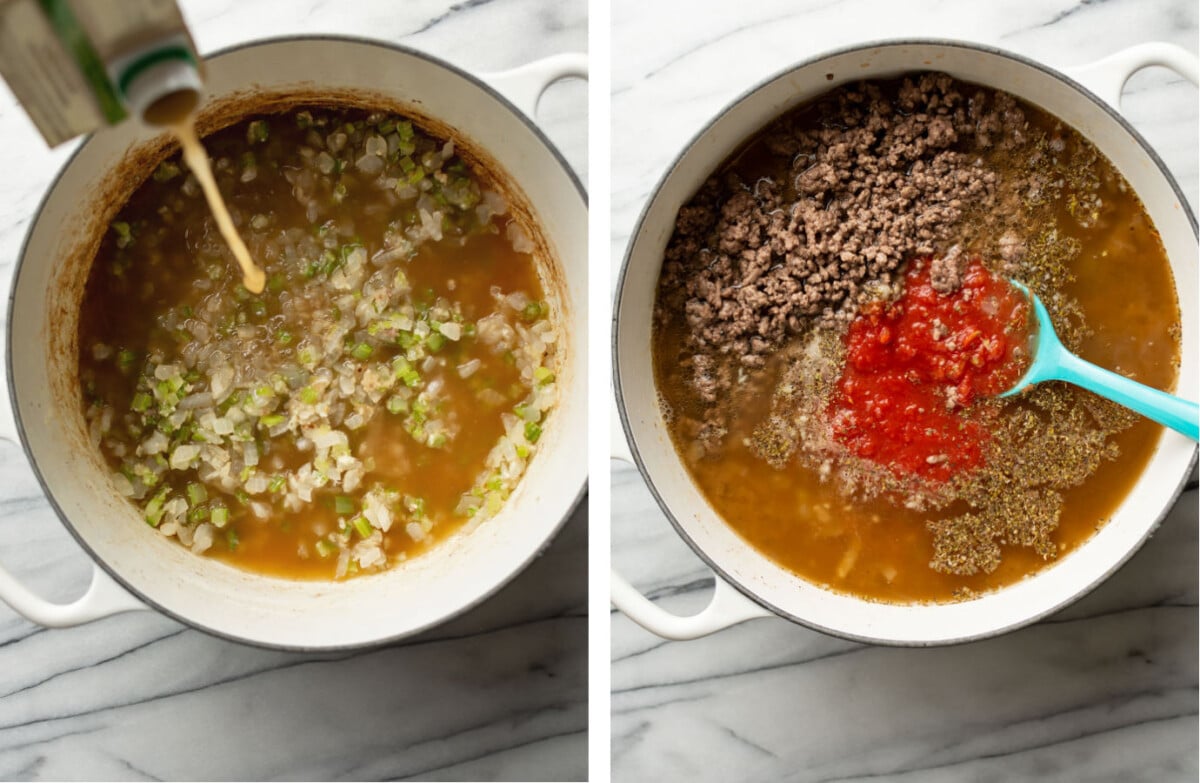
<box><xmin>0</xmin><ymin>37</ymin><xmax>587</xmax><ymax>649</ymax></box>
<box><xmin>612</xmin><ymin>40</ymin><xmax>1198</xmax><ymax>645</ymax></box>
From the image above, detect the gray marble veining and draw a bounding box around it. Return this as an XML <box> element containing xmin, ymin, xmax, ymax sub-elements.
<box><xmin>611</xmin><ymin>1</ymin><xmax>1198</xmax><ymax>781</ymax></box>
<box><xmin>0</xmin><ymin>1</ymin><xmax>587</xmax><ymax>781</ymax></box>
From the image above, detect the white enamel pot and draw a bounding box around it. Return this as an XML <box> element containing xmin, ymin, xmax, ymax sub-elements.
<box><xmin>1</xmin><ymin>37</ymin><xmax>587</xmax><ymax>649</ymax></box>
<box><xmin>612</xmin><ymin>40</ymin><xmax>1198</xmax><ymax>645</ymax></box>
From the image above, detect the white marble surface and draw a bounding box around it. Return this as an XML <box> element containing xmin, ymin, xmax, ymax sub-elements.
<box><xmin>611</xmin><ymin>1</ymin><xmax>1198</xmax><ymax>781</ymax></box>
<box><xmin>0</xmin><ymin>1</ymin><xmax>586</xmax><ymax>781</ymax></box>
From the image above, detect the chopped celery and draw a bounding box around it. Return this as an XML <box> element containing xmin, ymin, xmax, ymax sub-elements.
<box><xmin>186</xmin><ymin>482</ymin><xmax>207</xmax><ymax>505</ymax></box>
<box><xmin>144</xmin><ymin>488</ymin><xmax>169</xmax><ymax>527</ymax></box>
<box><xmin>152</xmin><ymin>161</ymin><xmax>181</xmax><ymax>182</ymax></box>
<box><xmin>111</xmin><ymin>221</ymin><xmax>133</xmax><ymax>248</ymax></box>
<box><xmin>247</xmin><ymin>119</ymin><xmax>269</xmax><ymax>143</ymax></box>
<box><xmin>404</xmin><ymin>495</ymin><xmax>426</xmax><ymax>517</ymax></box>
<box><xmin>521</xmin><ymin>301</ymin><xmax>544</xmax><ymax>322</ymax></box>
<box><xmin>131</xmin><ymin>392</ymin><xmax>152</xmax><ymax>413</ymax></box>
<box><xmin>524</xmin><ymin>422</ymin><xmax>542</xmax><ymax>443</ymax></box>
<box><xmin>352</xmin><ymin>516</ymin><xmax>373</xmax><ymax>538</ymax></box>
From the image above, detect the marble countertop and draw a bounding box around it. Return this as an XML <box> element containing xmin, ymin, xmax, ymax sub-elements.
<box><xmin>610</xmin><ymin>1</ymin><xmax>1198</xmax><ymax>781</ymax></box>
<box><xmin>0</xmin><ymin>1</ymin><xmax>586</xmax><ymax>780</ymax></box>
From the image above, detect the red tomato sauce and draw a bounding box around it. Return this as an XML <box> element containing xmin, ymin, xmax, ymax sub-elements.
<box><xmin>828</xmin><ymin>257</ymin><xmax>1030</xmax><ymax>482</ymax></box>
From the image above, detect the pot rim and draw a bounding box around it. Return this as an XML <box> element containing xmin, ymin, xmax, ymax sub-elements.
<box><xmin>7</xmin><ymin>33</ymin><xmax>588</xmax><ymax>651</ymax></box>
<box><xmin>612</xmin><ymin>36</ymin><xmax>1199</xmax><ymax>647</ymax></box>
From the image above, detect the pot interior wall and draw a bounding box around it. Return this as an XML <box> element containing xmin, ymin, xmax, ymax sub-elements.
<box><xmin>617</xmin><ymin>41</ymin><xmax>1197</xmax><ymax>644</ymax></box>
<box><xmin>10</xmin><ymin>39</ymin><xmax>586</xmax><ymax>648</ymax></box>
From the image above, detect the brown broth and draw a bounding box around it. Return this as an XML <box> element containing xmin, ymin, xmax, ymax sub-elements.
<box><xmin>79</xmin><ymin>106</ymin><xmax>555</xmax><ymax>579</ymax></box>
<box><xmin>652</xmin><ymin>77</ymin><xmax>1181</xmax><ymax>603</ymax></box>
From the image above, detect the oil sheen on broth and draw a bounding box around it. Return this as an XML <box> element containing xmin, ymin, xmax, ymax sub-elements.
<box><xmin>652</xmin><ymin>74</ymin><xmax>1180</xmax><ymax>604</ymax></box>
<box><xmin>79</xmin><ymin>107</ymin><xmax>558</xmax><ymax>580</ymax></box>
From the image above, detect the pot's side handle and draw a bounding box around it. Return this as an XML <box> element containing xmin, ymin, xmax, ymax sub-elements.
<box><xmin>481</xmin><ymin>52</ymin><xmax>588</xmax><ymax>120</ymax></box>
<box><xmin>1066</xmin><ymin>42</ymin><xmax>1199</xmax><ymax>109</ymax></box>
<box><xmin>610</xmin><ymin>411</ymin><xmax>772</xmax><ymax>640</ymax></box>
<box><xmin>0</xmin><ymin>561</ymin><xmax>147</xmax><ymax>628</ymax></box>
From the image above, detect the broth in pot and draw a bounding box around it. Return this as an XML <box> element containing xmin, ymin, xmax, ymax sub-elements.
<box><xmin>652</xmin><ymin>73</ymin><xmax>1180</xmax><ymax>604</ymax></box>
<box><xmin>79</xmin><ymin>105</ymin><xmax>560</xmax><ymax>580</ymax></box>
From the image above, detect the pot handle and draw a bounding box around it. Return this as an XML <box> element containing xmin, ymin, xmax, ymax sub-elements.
<box><xmin>0</xmin><ymin>339</ymin><xmax>147</xmax><ymax>626</ymax></box>
<box><xmin>0</xmin><ymin>562</ymin><xmax>147</xmax><ymax>628</ymax></box>
<box><xmin>1066</xmin><ymin>42</ymin><xmax>1199</xmax><ymax>109</ymax></box>
<box><xmin>610</xmin><ymin>404</ymin><xmax>772</xmax><ymax>640</ymax></box>
<box><xmin>482</xmin><ymin>52</ymin><xmax>588</xmax><ymax>120</ymax></box>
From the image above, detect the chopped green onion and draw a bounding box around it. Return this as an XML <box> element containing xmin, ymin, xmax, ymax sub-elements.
<box><xmin>267</xmin><ymin>273</ymin><xmax>285</xmax><ymax>292</ymax></box>
<box><xmin>276</xmin><ymin>329</ymin><xmax>292</xmax><ymax>345</ymax></box>
<box><xmin>226</xmin><ymin>528</ymin><xmax>239</xmax><ymax>551</ymax></box>
<box><xmin>534</xmin><ymin>367</ymin><xmax>555</xmax><ymax>385</ymax></box>
<box><xmin>268</xmin><ymin>475</ymin><xmax>286</xmax><ymax>493</ymax></box>
<box><xmin>386</xmin><ymin>395</ymin><xmax>408</xmax><ymax>415</ymax></box>
<box><xmin>299</xmin><ymin>386</ymin><xmax>319</xmax><ymax>404</ymax></box>
<box><xmin>427</xmin><ymin>432</ymin><xmax>447</xmax><ymax>448</ymax></box>
<box><xmin>350</xmin><ymin>342</ymin><xmax>374</xmax><ymax>361</ymax></box>
<box><xmin>524</xmin><ymin>421</ymin><xmax>542</xmax><ymax>443</ymax></box>
<box><xmin>315</xmin><ymin>538</ymin><xmax>337</xmax><ymax>558</ymax></box>
<box><xmin>261</xmin><ymin>413</ymin><xmax>286</xmax><ymax>428</ymax></box>
<box><xmin>334</xmin><ymin>495</ymin><xmax>356</xmax><ymax>515</ymax></box>
<box><xmin>425</xmin><ymin>332</ymin><xmax>445</xmax><ymax>352</ymax></box>
<box><xmin>211</xmin><ymin>505</ymin><xmax>230</xmax><ymax>528</ymax></box>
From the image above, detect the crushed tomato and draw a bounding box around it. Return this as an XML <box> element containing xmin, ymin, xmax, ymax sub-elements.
<box><xmin>827</xmin><ymin>256</ymin><xmax>1030</xmax><ymax>482</ymax></box>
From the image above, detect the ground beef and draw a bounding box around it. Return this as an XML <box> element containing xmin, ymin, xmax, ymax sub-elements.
<box><xmin>657</xmin><ymin>73</ymin><xmax>1022</xmax><ymax>391</ymax></box>
<box><xmin>930</xmin><ymin>244</ymin><xmax>964</xmax><ymax>293</ymax></box>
